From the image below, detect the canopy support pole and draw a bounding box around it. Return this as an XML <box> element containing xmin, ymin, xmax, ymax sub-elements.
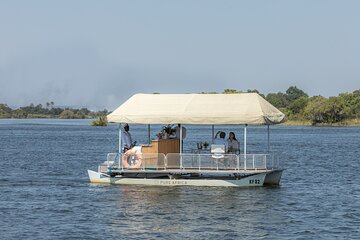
<box><xmin>244</xmin><ymin>124</ymin><xmax>248</xmax><ymax>170</ymax></box>
<box><xmin>180</xmin><ymin>124</ymin><xmax>183</xmax><ymax>169</ymax></box>
<box><xmin>212</xmin><ymin>125</ymin><xmax>214</xmax><ymax>144</ymax></box>
<box><xmin>180</xmin><ymin>124</ymin><xmax>183</xmax><ymax>154</ymax></box>
<box><xmin>148</xmin><ymin>124</ymin><xmax>151</xmax><ymax>144</ymax></box>
<box><xmin>119</xmin><ymin>123</ymin><xmax>122</xmax><ymax>154</ymax></box>
<box><xmin>267</xmin><ymin>124</ymin><xmax>270</xmax><ymax>153</ymax></box>
<box><xmin>244</xmin><ymin>124</ymin><xmax>247</xmax><ymax>156</ymax></box>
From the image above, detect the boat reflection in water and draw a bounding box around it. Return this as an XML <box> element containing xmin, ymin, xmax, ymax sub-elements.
<box><xmin>108</xmin><ymin>185</ymin><xmax>285</xmax><ymax>238</ymax></box>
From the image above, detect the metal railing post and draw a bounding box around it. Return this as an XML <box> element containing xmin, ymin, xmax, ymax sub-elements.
<box><xmin>212</xmin><ymin>125</ymin><xmax>215</xmax><ymax>144</ymax></box>
<box><xmin>264</xmin><ymin>154</ymin><xmax>267</xmax><ymax>169</ymax></box>
<box><xmin>120</xmin><ymin>153</ymin><xmax>123</xmax><ymax>171</ymax></box>
<box><xmin>244</xmin><ymin>155</ymin><xmax>247</xmax><ymax>170</ymax></box>
<box><xmin>199</xmin><ymin>154</ymin><xmax>201</xmax><ymax>171</ymax></box>
<box><xmin>267</xmin><ymin>124</ymin><xmax>270</xmax><ymax>154</ymax></box>
<box><xmin>237</xmin><ymin>155</ymin><xmax>239</xmax><ymax>171</ymax></box>
<box><xmin>142</xmin><ymin>154</ymin><xmax>145</xmax><ymax>171</ymax></box>
<box><xmin>244</xmin><ymin>125</ymin><xmax>248</xmax><ymax>170</ymax></box>
<box><xmin>180</xmin><ymin>124</ymin><xmax>183</xmax><ymax>154</ymax></box>
<box><xmin>180</xmin><ymin>153</ymin><xmax>183</xmax><ymax>169</ymax></box>
<box><xmin>252</xmin><ymin>154</ymin><xmax>255</xmax><ymax>169</ymax></box>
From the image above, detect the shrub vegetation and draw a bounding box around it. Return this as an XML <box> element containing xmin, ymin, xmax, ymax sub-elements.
<box><xmin>0</xmin><ymin>102</ymin><xmax>108</xmax><ymax>121</ymax></box>
<box><xmin>1</xmin><ymin>88</ymin><xmax>360</xmax><ymax>125</ymax></box>
<box><xmin>220</xmin><ymin>87</ymin><xmax>360</xmax><ymax>125</ymax></box>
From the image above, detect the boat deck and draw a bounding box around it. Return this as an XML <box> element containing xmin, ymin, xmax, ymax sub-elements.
<box><xmin>109</xmin><ymin>167</ymin><xmax>271</xmax><ymax>175</ymax></box>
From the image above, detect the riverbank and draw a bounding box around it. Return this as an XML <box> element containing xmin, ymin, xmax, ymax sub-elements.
<box><xmin>1</xmin><ymin>117</ymin><xmax>360</xmax><ymax>126</ymax></box>
<box><xmin>282</xmin><ymin>118</ymin><xmax>360</xmax><ymax>126</ymax></box>
<box><xmin>0</xmin><ymin>103</ymin><xmax>108</xmax><ymax>119</ymax></box>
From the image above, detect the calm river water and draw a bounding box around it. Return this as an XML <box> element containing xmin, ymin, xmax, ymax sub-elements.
<box><xmin>0</xmin><ymin>119</ymin><xmax>359</xmax><ymax>239</ymax></box>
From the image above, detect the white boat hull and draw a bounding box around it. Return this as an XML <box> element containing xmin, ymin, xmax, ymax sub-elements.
<box><xmin>88</xmin><ymin>169</ymin><xmax>281</xmax><ymax>187</ymax></box>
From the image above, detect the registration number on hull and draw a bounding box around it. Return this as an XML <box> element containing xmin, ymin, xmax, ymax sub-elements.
<box><xmin>249</xmin><ymin>179</ymin><xmax>261</xmax><ymax>184</ymax></box>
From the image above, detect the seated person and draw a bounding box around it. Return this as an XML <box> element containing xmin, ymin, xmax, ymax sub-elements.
<box><xmin>214</xmin><ymin>131</ymin><xmax>228</xmax><ymax>152</ymax></box>
<box><xmin>227</xmin><ymin>132</ymin><xmax>240</xmax><ymax>154</ymax></box>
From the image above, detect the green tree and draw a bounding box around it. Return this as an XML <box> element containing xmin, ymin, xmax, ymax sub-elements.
<box><xmin>12</xmin><ymin>109</ymin><xmax>27</xmax><ymax>118</ymax></box>
<box><xmin>59</xmin><ymin>109</ymin><xmax>76</xmax><ymax>119</ymax></box>
<box><xmin>247</xmin><ymin>89</ymin><xmax>265</xmax><ymax>98</ymax></box>
<box><xmin>304</xmin><ymin>96</ymin><xmax>328</xmax><ymax>124</ymax></box>
<box><xmin>0</xmin><ymin>104</ymin><xmax>13</xmax><ymax>118</ymax></box>
<box><xmin>286</xmin><ymin>86</ymin><xmax>308</xmax><ymax>102</ymax></box>
<box><xmin>78</xmin><ymin>108</ymin><xmax>90</xmax><ymax>115</ymax></box>
<box><xmin>305</xmin><ymin>96</ymin><xmax>348</xmax><ymax>124</ymax></box>
<box><xmin>353</xmin><ymin>90</ymin><xmax>360</xmax><ymax>117</ymax></box>
<box><xmin>222</xmin><ymin>89</ymin><xmax>265</xmax><ymax>98</ymax></box>
<box><xmin>266</xmin><ymin>92</ymin><xmax>289</xmax><ymax>108</ymax></box>
<box><xmin>337</xmin><ymin>91</ymin><xmax>360</xmax><ymax>118</ymax></box>
<box><xmin>325</xmin><ymin>97</ymin><xmax>349</xmax><ymax>123</ymax></box>
<box><xmin>288</xmin><ymin>96</ymin><xmax>309</xmax><ymax>117</ymax></box>
<box><xmin>49</xmin><ymin>107</ymin><xmax>63</xmax><ymax>115</ymax></box>
<box><xmin>223</xmin><ymin>89</ymin><xmax>241</xmax><ymax>94</ymax></box>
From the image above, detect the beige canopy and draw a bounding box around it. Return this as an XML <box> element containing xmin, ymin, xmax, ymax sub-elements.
<box><xmin>107</xmin><ymin>93</ymin><xmax>285</xmax><ymax>125</ymax></box>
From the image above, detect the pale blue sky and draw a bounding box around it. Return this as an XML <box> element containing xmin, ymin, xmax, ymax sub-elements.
<box><xmin>0</xmin><ymin>0</ymin><xmax>359</xmax><ymax>109</ymax></box>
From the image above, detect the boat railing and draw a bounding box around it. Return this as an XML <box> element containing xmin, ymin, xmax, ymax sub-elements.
<box><xmin>240</xmin><ymin>154</ymin><xmax>281</xmax><ymax>170</ymax></box>
<box><xmin>106</xmin><ymin>153</ymin><xmax>119</xmax><ymax>166</ymax></box>
<box><xmin>140</xmin><ymin>153</ymin><xmax>167</xmax><ymax>170</ymax></box>
<box><xmin>167</xmin><ymin>153</ymin><xmax>239</xmax><ymax>171</ymax></box>
<box><xmin>109</xmin><ymin>152</ymin><xmax>281</xmax><ymax>172</ymax></box>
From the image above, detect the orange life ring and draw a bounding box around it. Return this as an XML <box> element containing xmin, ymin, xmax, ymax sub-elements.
<box><xmin>122</xmin><ymin>150</ymin><xmax>143</xmax><ymax>169</ymax></box>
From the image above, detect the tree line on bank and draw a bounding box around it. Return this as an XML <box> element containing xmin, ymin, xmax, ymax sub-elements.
<box><xmin>213</xmin><ymin>86</ymin><xmax>360</xmax><ymax>125</ymax></box>
<box><xmin>1</xmin><ymin>86</ymin><xmax>360</xmax><ymax>125</ymax></box>
<box><xmin>266</xmin><ymin>87</ymin><xmax>360</xmax><ymax>124</ymax></box>
<box><xmin>0</xmin><ymin>102</ymin><xmax>108</xmax><ymax>119</ymax></box>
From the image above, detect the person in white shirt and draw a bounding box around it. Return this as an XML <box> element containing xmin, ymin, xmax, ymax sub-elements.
<box><xmin>121</xmin><ymin>123</ymin><xmax>133</xmax><ymax>152</ymax></box>
<box><xmin>227</xmin><ymin>132</ymin><xmax>240</xmax><ymax>154</ymax></box>
<box><xmin>214</xmin><ymin>131</ymin><xmax>228</xmax><ymax>152</ymax></box>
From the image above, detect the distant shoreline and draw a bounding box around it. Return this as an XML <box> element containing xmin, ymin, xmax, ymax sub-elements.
<box><xmin>280</xmin><ymin>119</ymin><xmax>360</xmax><ymax>126</ymax></box>
<box><xmin>1</xmin><ymin>117</ymin><xmax>360</xmax><ymax>126</ymax></box>
<box><xmin>1</xmin><ymin>87</ymin><xmax>360</xmax><ymax>125</ymax></box>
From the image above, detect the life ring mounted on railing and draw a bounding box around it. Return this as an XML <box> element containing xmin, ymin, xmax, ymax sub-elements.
<box><xmin>122</xmin><ymin>150</ymin><xmax>143</xmax><ymax>169</ymax></box>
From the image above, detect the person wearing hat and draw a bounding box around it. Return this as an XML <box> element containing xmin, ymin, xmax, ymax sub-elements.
<box><xmin>121</xmin><ymin>123</ymin><xmax>133</xmax><ymax>152</ymax></box>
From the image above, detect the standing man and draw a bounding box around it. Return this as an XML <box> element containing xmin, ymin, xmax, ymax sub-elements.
<box><xmin>121</xmin><ymin>123</ymin><xmax>133</xmax><ymax>152</ymax></box>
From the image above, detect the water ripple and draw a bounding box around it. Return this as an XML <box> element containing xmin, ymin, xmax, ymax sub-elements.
<box><xmin>0</xmin><ymin>121</ymin><xmax>359</xmax><ymax>239</ymax></box>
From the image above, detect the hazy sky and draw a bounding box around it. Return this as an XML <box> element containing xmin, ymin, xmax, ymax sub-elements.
<box><xmin>0</xmin><ymin>0</ymin><xmax>359</xmax><ymax>110</ymax></box>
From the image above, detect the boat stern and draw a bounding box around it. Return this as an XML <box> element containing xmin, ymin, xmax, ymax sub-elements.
<box><xmin>88</xmin><ymin>170</ymin><xmax>111</xmax><ymax>184</ymax></box>
<box><xmin>264</xmin><ymin>169</ymin><xmax>283</xmax><ymax>185</ymax></box>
